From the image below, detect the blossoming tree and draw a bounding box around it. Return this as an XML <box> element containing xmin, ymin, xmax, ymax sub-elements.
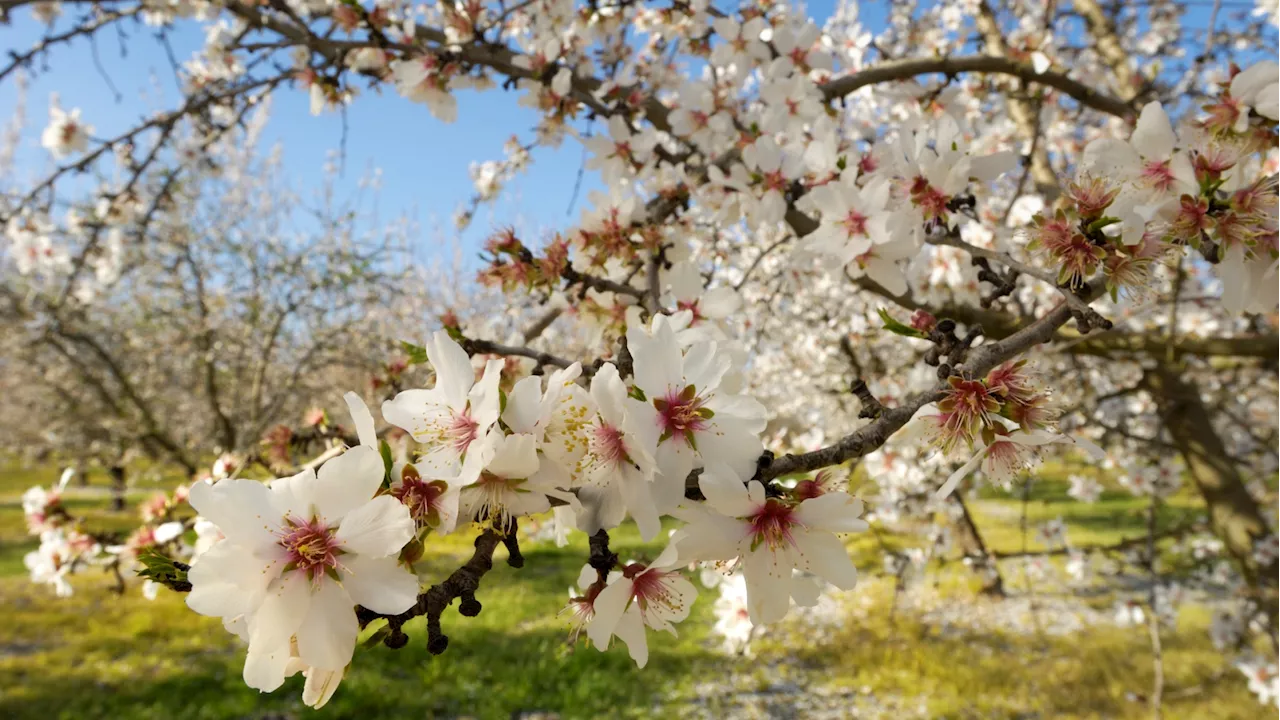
<box><xmin>2</xmin><ymin>0</ymin><xmax>1278</xmax><ymax>710</ymax></box>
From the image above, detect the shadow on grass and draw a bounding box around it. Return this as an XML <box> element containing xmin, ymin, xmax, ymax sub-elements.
<box><xmin>0</xmin><ymin>537</ymin><xmax>723</xmax><ymax>720</ymax></box>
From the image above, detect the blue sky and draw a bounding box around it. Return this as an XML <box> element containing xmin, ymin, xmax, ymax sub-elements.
<box><xmin>0</xmin><ymin>1</ymin><xmax>1249</xmax><ymax>263</ymax></box>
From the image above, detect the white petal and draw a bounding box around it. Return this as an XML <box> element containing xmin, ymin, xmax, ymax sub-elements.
<box><xmin>791</xmin><ymin>529</ymin><xmax>858</xmax><ymax>590</ymax></box>
<box><xmin>589</xmin><ymin>364</ymin><xmax>627</xmax><ymax>428</ymax></box>
<box><xmin>620</xmin><ymin>470</ymin><xmax>661</xmax><ymax>542</ymax></box>
<box><xmin>243</xmin><ymin>639</ymin><xmax>292</xmax><ymax>692</ymax></box>
<box><xmin>1130</xmin><ymin>102</ymin><xmax>1176</xmax><ymax>160</ymax></box>
<box><xmin>743</xmin><ymin>549</ymin><xmax>792</xmax><ymax>624</ymax></box>
<box><xmin>153</xmin><ymin>521</ymin><xmax>184</xmax><ymax>544</ymax></box>
<box><xmin>794</xmin><ymin>493</ymin><xmax>868</xmax><ymax>533</ymax></box>
<box><xmin>485</xmin><ymin>432</ymin><xmax>540</xmax><ymax>479</ymax></box>
<box><xmin>628</xmin><ymin>316</ymin><xmax>682</xmax><ymax>397</ymax></box>
<box><xmin>296</xmin><ymin>579</ymin><xmax>358</xmax><ymax>670</ymax></box>
<box><xmin>340</xmin><ymin>555</ymin><xmax>419</xmax><ymax>614</ymax></box>
<box><xmin>696</xmin><ymin>420</ymin><xmax>765</xmax><ymax>480</ymax></box>
<box><xmin>698</xmin><ymin>463</ymin><xmax>755</xmax><ymax>517</ymax></box>
<box><xmin>969</xmin><ymin>151</ymin><xmax>1017</xmax><ymax>183</ymax></box>
<box><xmin>790</xmin><ymin>574</ymin><xmax>823</xmax><ymax>607</ymax></box>
<box><xmin>189</xmin><ymin>478</ymin><xmax>281</xmax><ymax>552</ymax></box>
<box><xmin>186</xmin><ymin>541</ymin><xmax>277</xmax><ymax>619</ymax></box>
<box><xmin>302</xmin><ymin>667</ymin><xmax>344</xmax><ymax>709</ymax></box>
<box><xmin>311</xmin><ymin>446</ymin><xmax>385</xmax><ymax>523</ymax></box>
<box><xmin>343</xmin><ymin>391</ymin><xmax>378</xmax><ymax>448</ymax></box>
<box><xmin>501</xmin><ymin>375</ymin><xmax>544</xmax><ymax>435</ymax></box>
<box><xmin>335</xmin><ymin>495</ymin><xmax>415</xmax><ymax>557</ymax></box>
<box><xmin>468</xmin><ymin>359</ymin><xmax>506</xmax><ymax>431</ymax></box>
<box><xmin>586</xmin><ymin>578</ymin><xmax>632</xmax><ymax>648</ymax></box>
<box><xmin>250</xmin><ymin>571</ymin><xmax>310</xmax><ymax>651</ymax></box>
<box><xmin>427</xmin><ymin>330</ymin><xmax>475</xmax><ymax>411</ymax></box>
<box><xmin>935</xmin><ymin>448</ymin><xmax>986</xmax><ymax>499</ymax></box>
<box><xmin>614</xmin><ymin>605</ymin><xmax>649</xmax><ymax>668</ymax></box>
<box><xmin>1255</xmin><ymin>85</ymin><xmax>1279</xmax><ymax>120</ymax></box>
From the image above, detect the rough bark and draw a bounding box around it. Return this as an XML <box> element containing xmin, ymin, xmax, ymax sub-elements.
<box><xmin>1144</xmin><ymin>362</ymin><xmax>1278</xmax><ymax>637</ymax></box>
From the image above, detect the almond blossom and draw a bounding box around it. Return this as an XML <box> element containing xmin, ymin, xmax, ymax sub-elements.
<box><xmin>382</xmin><ymin>331</ymin><xmax>503</xmax><ymax>480</ymax></box>
<box><xmin>674</xmin><ymin>464</ymin><xmax>867</xmax><ymax>624</ymax></box>
<box><xmin>586</xmin><ymin>542</ymin><xmax>697</xmax><ymax>668</ymax></box>
<box><xmin>40</xmin><ymin>99</ymin><xmax>92</xmax><ymax>158</ymax></box>
<box><xmin>560</xmin><ymin>362</ymin><xmax>662</xmax><ymax>541</ymax></box>
<box><xmin>185</xmin><ymin>396</ymin><xmax>417</xmax><ymax>701</ymax></box>
<box><xmin>626</xmin><ymin>314</ymin><xmax>767</xmax><ymax>512</ymax></box>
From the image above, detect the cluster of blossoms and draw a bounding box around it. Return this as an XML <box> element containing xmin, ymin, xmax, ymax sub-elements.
<box><xmin>1028</xmin><ymin>70</ymin><xmax>1279</xmax><ymax>312</ymax></box>
<box><xmin>20</xmin><ymin>469</ymin><xmax>203</xmax><ymax>600</ymax></box>
<box><xmin>4</xmin><ymin>0</ymin><xmax>1278</xmax><ymax>711</ymax></box>
<box><xmin>172</xmin><ymin>324</ymin><xmax>868</xmax><ymax>703</ymax></box>
<box><xmin>926</xmin><ymin>360</ymin><xmax>1104</xmax><ymax>498</ymax></box>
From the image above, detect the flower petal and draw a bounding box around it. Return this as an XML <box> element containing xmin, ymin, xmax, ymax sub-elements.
<box><xmin>697</xmin><ymin>462</ymin><xmax>756</xmax><ymax>518</ymax></box>
<box><xmin>343</xmin><ymin>391</ymin><xmax>378</xmax><ymax>449</ymax></box>
<box><xmin>243</xmin><ymin>639</ymin><xmax>292</xmax><ymax>693</ymax></box>
<box><xmin>340</xmin><ymin>554</ymin><xmax>419</xmax><ymax>615</ymax></box>
<box><xmin>335</xmin><ymin>495</ymin><xmax>415</xmax><ymax>557</ymax></box>
<box><xmin>743</xmin><ymin>548</ymin><xmax>792</xmax><ymax>624</ymax></box>
<box><xmin>427</xmin><ymin>330</ymin><xmax>475</xmax><ymax>411</ymax></box>
<box><xmin>791</xmin><ymin>528</ymin><xmax>858</xmax><ymax>590</ymax></box>
<box><xmin>794</xmin><ymin>492</ymin><xmax>868</xmax><ymax>533</ymax></box>
<box><xmin>613</xmin><ymin>605</ymin><xmax>650</xmax><ymax>668</ymax></box>
<box><xmin>189</xmin><ymin>478</ymin><xmax>281</xmax><ymax>553</ymax></box>
<box><xmin>186</xmin><ymin>540</ymin><xmax>278</xmax><ymax>619</ymax></box>
<box><xmin>586</xmin><ymin>577</ymin><xmax>632</xmax><ymax>649</ymax></box>
<box><xmin>250</xmin><ymin>571</ymin><xmax>310</xmax><ymax>651</ymax></box>
<box><xmin>310</xmin><ymin>445</ymin><xmax>385</xmax><ymax>523</ymax></box>
<box><xmin>296</xmin><ymin>579</ymin><xmax>358</xmax><ymax>670</ymax></box>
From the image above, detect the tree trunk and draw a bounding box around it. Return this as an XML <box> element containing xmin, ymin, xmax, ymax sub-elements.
<box><xmin>108</xmin><ymin>464</ymin><xmax>126</xmax><ymax>512</ymax></box>
<box><xmin>1144</xmin><ymin>362</ymin><xmax>1277</xmax><ymax>637</ymax></box>
<box><xmin>952</xmin><ymin>490</ymin><xmax>1006</xmax><ymax>596</ymax></box>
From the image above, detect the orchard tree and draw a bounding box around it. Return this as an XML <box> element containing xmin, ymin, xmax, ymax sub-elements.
<box><xmin>2</xmin><ymin>0</ymin><xmax>1278</xmax><ymax>712</ymax></box>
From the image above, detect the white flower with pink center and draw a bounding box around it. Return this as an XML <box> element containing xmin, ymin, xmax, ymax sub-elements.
<box><xmin>383</xmin><ymin>330</ymin><xmax>503</xmax><ymax>482</ymax></box>
<box><xmin>586</xmin><ymin>542</ymin><xmax>697</xmax><ymax>668</ymax></box>
<box><xmin>798</xmin><ymin>171</ymin><xmax>895</xmax><ymax>265</ymax></box>
<box><xmin>563</xmin><ymin>362</ymin><xmax>662</xmax><ymax>541</ymax></box>
<box><xmin>458</xmin><ymin>430</ymin><xmax>564</xmax><ymax>526</ymax></box>
<box><xmin>661</xmin><ymin>262</ymin><xmax>741</xmax><ymax>344</ymax></box>
<box><xmin>1083</xmin><ymin>102</ymin><xmax>1198</xmax><ymax>244</ymax></box>
<box><xmin>41</xmin><ymin>99</ymin><xmax>92</xmax><ymax>158</ymax></box>
<box><xmin>674</xmin><ymin>463</ymin><xmax>867</xmax><ymax>625</ymax></box>
<box><xmin>626</xmin><ymin>314</ymin><xmax>767</xmax><ymax>514</ymax></box>
<box><xmin>186</xmin><ymin>393</ymin><xmax>417</xmax><ymax>701</ymax></box>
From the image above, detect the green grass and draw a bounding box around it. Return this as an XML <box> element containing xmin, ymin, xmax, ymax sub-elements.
<box><xmin>0</xmin><ymin>461</ymin><xmax>1268</xmax><ymax>719</ymax></box>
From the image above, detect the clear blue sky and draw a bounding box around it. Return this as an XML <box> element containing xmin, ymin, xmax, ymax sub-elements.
<box><xmin>0</xmin><ymin>1</ymin><xmax>1244</xmax><ymax>262</ymax></box>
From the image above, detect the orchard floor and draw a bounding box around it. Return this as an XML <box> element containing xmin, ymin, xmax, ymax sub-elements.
<box><xmin>0</xmin><ymin>463</ymin><xmax>1269</xmax><ymax>720</ymax></box>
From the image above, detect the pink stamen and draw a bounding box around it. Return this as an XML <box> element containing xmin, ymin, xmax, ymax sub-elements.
<box><xmin>446</xmin><ymin>410</ymin><xmax>479</xmax><ymax>454</ymax></box>
<box><xmin>279</xmin><ymin>516</ymin><xmax>343</xmax><ymax>583</ymax></box>
<box><xmin>654</xmin><ymin>387</ymin><xmax>710</xmax><ymax>444</ymax></box>
<box><xmin>749</xmin><ymin>499</ymin><xmax>797</xmax><ymax>551</ymax></box>
<box><xmin>590</xmin><ymin>423</ymin><xmax>630</xmax><ymax>467</ymax></box>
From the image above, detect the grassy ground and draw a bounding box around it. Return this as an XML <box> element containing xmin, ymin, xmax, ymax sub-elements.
<box><xmin>0</xmin><ymin>460</ymin><xmax>1268</xmax><ymax>719</ymax></box>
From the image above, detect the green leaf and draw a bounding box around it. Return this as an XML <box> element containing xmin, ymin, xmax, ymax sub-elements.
<box><xmin>379</xmin><ymin>439</ymin><xmax>394</xmax><ymax>487</ymax></box>
<box><xmin>877</xmin><ymin>308</ymin><xmax>929</xmax><ymax>339</ymax></box>
<box><xmin>400</xmin><ymin>340</ymin><xmax>428</xmax><ymax>365</ymax></box>
<box><xmin>1086</xmin><ymin>216</ymin><xmax>1120</xmax><ymax>233</ymax></box>
<box><xmin>135</xmin><ymin>547</ymin><xmax>189</xmax><ymax>589</ymax></box>
<box><xmin>361</xmin><ymin>623</ymin><xmax>391</xmax><ymax>650</ymax></box>
<box><xmin>628</xmin><ymin>385</ymin><xmax>646</xmax><ymax>402</ymax></box>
